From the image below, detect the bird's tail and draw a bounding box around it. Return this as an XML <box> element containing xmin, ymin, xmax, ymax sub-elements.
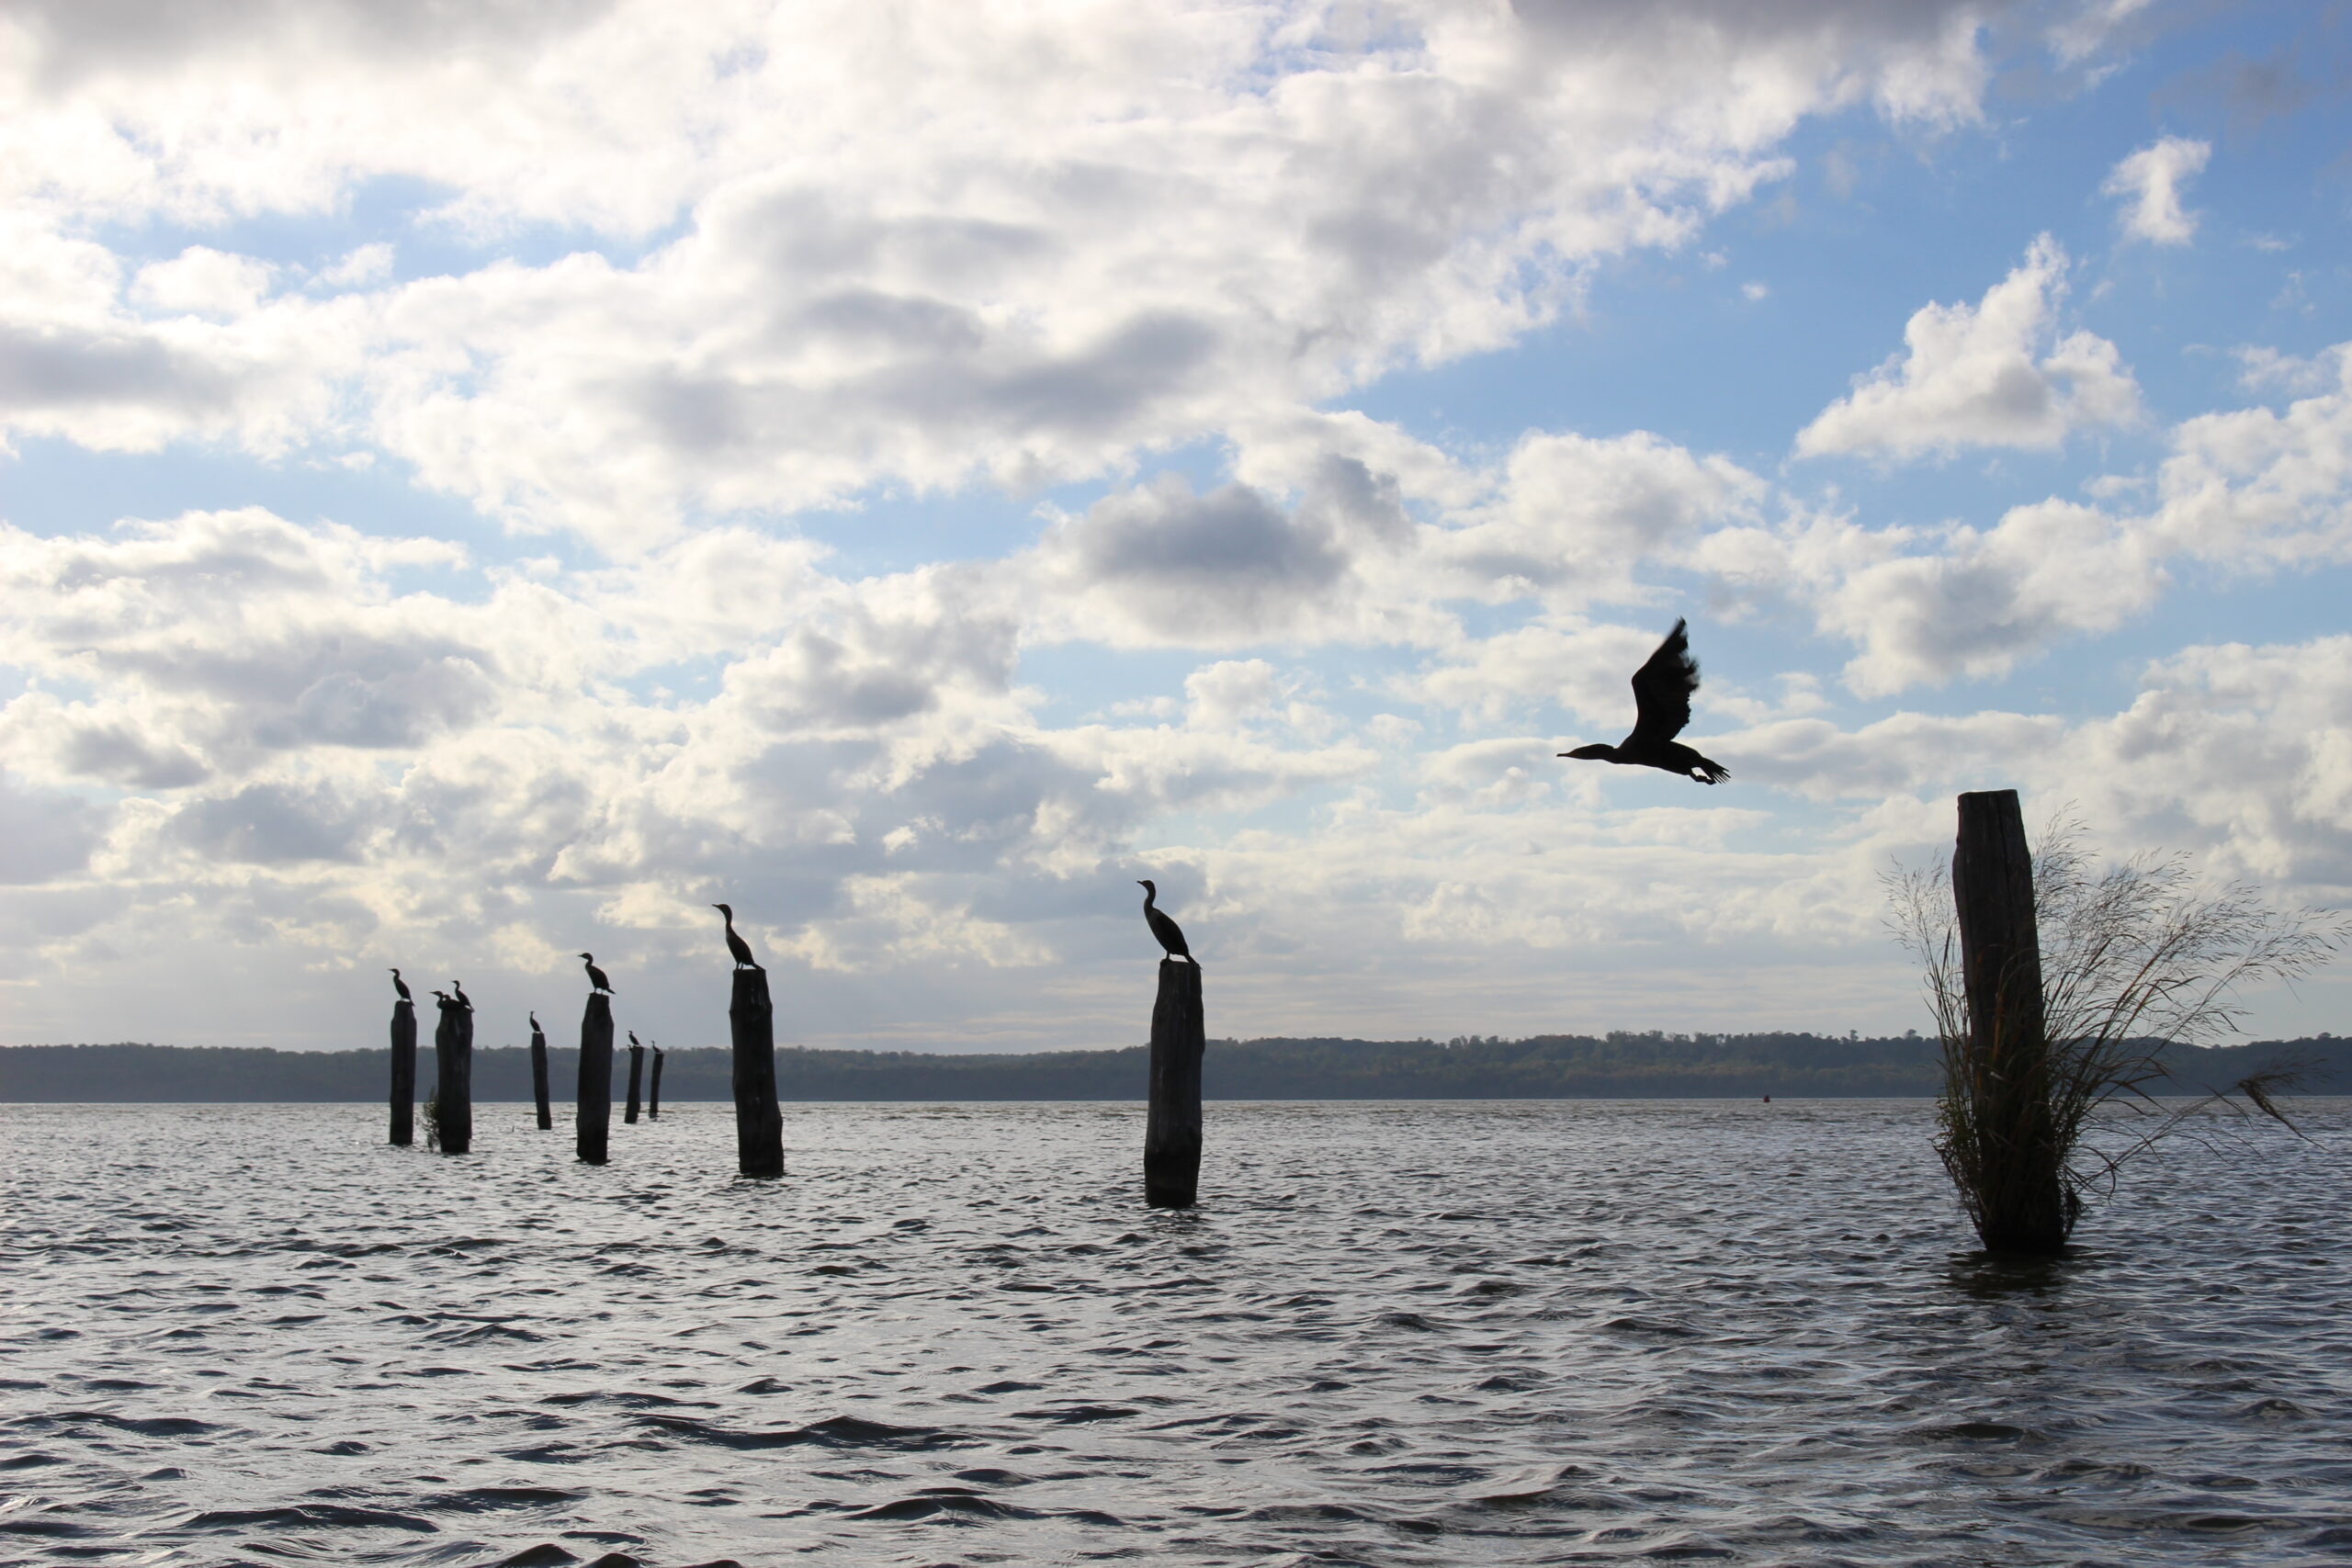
<box><xmin>1694</xmin><ymin>757</ymin><xmax>1731</xmax><ymax>785</ymax></box>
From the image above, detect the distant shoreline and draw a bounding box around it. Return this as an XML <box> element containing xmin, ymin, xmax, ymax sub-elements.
<box><xmin>5</xmin><ymin>1033</ymin><xmax>2344</xmax><ymax>1102</ymax></box>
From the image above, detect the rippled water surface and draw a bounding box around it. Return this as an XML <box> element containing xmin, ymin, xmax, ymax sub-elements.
<box><xmin>5</xmin><ymin>1100</ymin><xmax>2349</xmax><ymax>1566</ymax></box>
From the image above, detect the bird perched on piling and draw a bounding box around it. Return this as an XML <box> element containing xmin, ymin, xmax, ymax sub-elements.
<box><xmin>628</xmin><ymin>1031</ymin><xmax>641</xmax><ymax>1049</ymax></box>
<box><xmin>579</xmin><ymin>953</ymin><xmax>614</xmax><ymax>994</ymax></box>
<box><xmin>1557</xmin><ymin>618</ymin><xmax>1730</xmax><ymax>785</ymax></box>
<box><xmin>529</xmin><ymin>1010</ymin><xmax>539</xmax><ymax>1032</ymax></box>
<box><xmin>430</xmin><ymin>988</ymin><xmax>452</xmax><ymax>1007</ymax></box>
<box><xmin>1137</xmin><ymin>880</ymin><xmax>1196</xmax><ymax>964</ymax></box>
<box><xmin>451</xmin><ymin>980</ymin><xmax>472</xmax><ymax>1011</ymax></box>
<box><xmin>390</xmin><ymin>968</ymin><xmax>412</xmax><ymax>1003</ymax></box>
<box><xmin>712</xmin><ymin>903</ymin><xmax>763</xmax><ymax>970</ymax></box>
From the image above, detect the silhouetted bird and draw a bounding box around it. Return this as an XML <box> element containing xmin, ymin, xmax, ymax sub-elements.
<box><xmin>430</xmin><ymin>988</ymin><xmax>452</xmax><ymax>1007</ymax></box>
<box><xmin>390</xmin><ymin>967</ymin><xmax>412</xmax><ymax>1003</ymax></box>
<box><xmin>712</xmin><ymin>903</ymin><xmax>762</xmax><ymax>970</ymax></box>
<box><xmin>1137</xmin><ymin>879</ymin><xmax>1196</xmax><ymax>964</ymax></box>
<box><xmin>1557</xmin><ymin>618</ymin><xmax>1730</xmax><ymax>785</ymax></box>
<box><xmin>579</xmin><ymin>953</ymin><xmax>615</xmax><ymax>994</ymax></box>
<box><xmin>628</xmin><ymin>1031</ymin><xmax>642</xmax><ymax>1049</ymax></box>
<box><xmin>529</xmin><ymin>1010</ymin><xmax>540</xmax><ymax>1033</ymax></box>
<box><xmin>451</xmin><ymin>980</ymin><xmax>472</xmax><ymax>1011</ymax></box>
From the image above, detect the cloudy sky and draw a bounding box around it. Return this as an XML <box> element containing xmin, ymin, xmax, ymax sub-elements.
<box><xmin>5</xmin><ymin>0</ymin><xmax>2350</xmax><ymax>1055</ymax></box>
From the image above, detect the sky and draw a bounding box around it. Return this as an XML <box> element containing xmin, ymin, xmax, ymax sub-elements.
<box><xmin>4</xmin><ymin>0</ymin><xmax>2351</xmax><ymax>1055</ymax></box>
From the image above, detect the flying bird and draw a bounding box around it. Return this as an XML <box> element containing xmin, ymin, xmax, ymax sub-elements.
<box><xmin>1137</xmin><ymin>879</ymin><xmax>1196</xmax><ymax>964</ymax></box>
<box><xmin>390</xmin><ymin>968</ymin><xmax>412</xmax><ymax>1003</ymax></box>
<box><xmin>579</xmin><ymin>953</ymin><xmax>615</xmax><ymax>995</ymax></box>
<box><xmin>712</xmin><ymin>903</ymin><xmax>763</xmax><ymax>970</ymax></box>
<box><xmin>1557</xmin><ymin>618</ymin><xmax>1730</xmax><ymax>785</ymax></box>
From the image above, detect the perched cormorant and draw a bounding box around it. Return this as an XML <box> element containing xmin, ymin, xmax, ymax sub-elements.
<box><xmin>1557</xmin><ymin>618</ymin><xmax>1730</xmax><ymax>785</ymax></box>
<box><xmin>430</xmin><ymin>988</ymin><xmax>452</xmax><ymax>1006</ymax></box>
<box><xmin>579</xmin><ymin>953</ymin><xmax>615</xmax><ymax>995</ymax></box>
<box><xmin>529</xmin><ymin>1010</ymin><xmax>540</xmax><ymax>1032</ymax></box>
<box><xmin>712</xmin><ymin>903</ymin><xmax>762</xmax><ymax>970</ymax></box>
<box><xmin>451</xmin><ymin>980</ymin><xmax>472</xmax><ymax>1011</ymax></box>
<box><xmin>628</xmin><ymin>1031</ymin><xmax>641</xmax><ymax>1049</ymax></box>
<box><xmin>1136</xmin><ymin>880</ymin><xmax>1196</xmax><ymax>964</ymax></box>
<box><xmin>390</xmin><ymin>967</ymin><xmax>412</xmax><ymax>1003</ymax></box>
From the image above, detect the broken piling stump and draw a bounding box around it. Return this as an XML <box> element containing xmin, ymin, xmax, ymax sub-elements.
<box><xmin>1144</xmin><ymin>957</ymin><xmax>1205</xmax><ymax>1208</ymax></box>
<box><xmin>648</xmin><ymin>1046</ymin><xmax>664</xmax><ymax>1121</ymax></box>
<box><xmin>1952</xmin><ymin>787</ymin><xmax>2064</xmax><ymax>1253</ymax></box>
<box><xmin>389</xmin><ymin>998</ymin><xmax>416</xmax><ymax>1146</ymax></box>
<box><xmin>577</xmin><ymin>992</ymin><xmax>615</xmax><ymax>1165</ymax></box>
<box><xmin>433</xmin><ymin>995</ymin><xmax>474</xmax><ymax>1156</ymax></box>
<box><xmin>529</xmin><ymin>1015</ymin><xmax>551</xmax><ymax>1130</ymax></box>
<box><xmin>729</xmin><ymin>968</ymin><xmax>784</xmax><ymax>1179</ymax></box>
<box><xmin>625</xmin><ymin>1035</ymin><xmax>645</xmax><ymax>1124</ymax></box>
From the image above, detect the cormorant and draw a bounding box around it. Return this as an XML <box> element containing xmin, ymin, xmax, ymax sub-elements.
<box><xmin>712</xmin><ymin>903</ymin><xmax>762</xmax><ymax>970</ymax></box>
<box><xmin>628</xmin><ymin>1031</ymin><xmax>641</xmax><ymax>1049</ymax></box>
<box><xmin>1137</xmin><ymin>880</ymin><xmax>1196</xmax><ymax>964</ymax></box>
<box><xmin>1557</xmin><ymin>618</ymin><xmax>1730</xmax><ymax>785</ymax></box>
<box><xmin>451</xmin><ymin>980</ymin><xmax>472</xmax><ymax>1011</ymax></box>
<box><xmin>529</xmin><ymin>1010</ymin><xmax>540</xmax><ymax>1032</ymax></box>
<box><xmin>430</xmin><ymin>988</ymin><xmax>452</xmax><ymax>1006</ymax></box>
<box><xmin>579</xmin><ymin>953</ymin><xmax>615</xmax><ymax>995</ymax></box>
<box><xmin>390</xmin><ymin>967</ymin><xmax>412</xmax><ymax>1003</ymax></box>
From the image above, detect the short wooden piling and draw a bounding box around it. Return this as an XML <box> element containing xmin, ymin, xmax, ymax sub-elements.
<box><xmin>433</xmin><ymin>997</ymin><xmax>474</xmax><ymax>1156</ymax></box>
<box><xmin>529</xmin><ymin>1018</ymin><xmax>551</xmax><ymax>1130</ymax></box>
<box><xmin>729</xmin><ymin>968</ymin><xmax>784</xmax><ymax>1179</ymax></box>
<box><xmin>578</xmin><ymin>993</ymin><xmax>615</xmax><ymax>1165</ymax></box>
<box><xmin>1144</xmin><ymin>958</ymin><xmax>1205</xmax><ymax>1208</ymax></box>
<box><xmin>389</xmin><ymin>998</ymin><xmax>416</xmax><ymax>1146</ymax></box>
<box><xmin>625</xmin><ymin>1037</ymin><xmax>645</xmax><ymax>1124</ymax></box>
<box><xmin>648</xmin><ymin>1047</ymin><xmax>664</xmax><ymax>1121</ymax></box>
<box><xmin>1952</xmin><ymin>788</ymin><xmax>2064</xmax><ymax>1252</ymax></box>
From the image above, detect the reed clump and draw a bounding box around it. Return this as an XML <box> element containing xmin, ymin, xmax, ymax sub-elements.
<box><xmin>1890</xmin><ymin>818</ymin><xmax>2346</xmax><ymax>1250</ymax></box>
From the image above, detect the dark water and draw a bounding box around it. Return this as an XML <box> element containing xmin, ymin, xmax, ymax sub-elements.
<box><xmin>3</xmin><ymin>1100</ymin><xmax>2348</xmax><ymax>1567</ymax></box>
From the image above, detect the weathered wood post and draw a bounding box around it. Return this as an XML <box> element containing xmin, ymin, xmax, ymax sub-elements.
<box><xmin>729</xmin><ymin>968</ymin><xmax>784</xmax><ymax>1178</ymax></box>
<box><xmin>1144</xmin><ymin>958</ymin><xmax>1205</xmax><ymax>1208</ymax></box>
<box><xmin>648</xmin><ymin>1046</ymin><xmax>665</xmax><ymax>1120</ymax></box>
<box><xmin>433</xmin><ymin>996</ymin><xmax>474</xmax><ymax>1156</ymax></box>
<box><xmin>578</xmin><ymin>992</ymin><xmax>615</xmax><ymax>1165</ymax></box>
<box><xmin>528</xmin><ymin>1014</ymin><xmax>551</xmax><ymax>1130</ymax></box>
<box><xmin>389</xmin><ymin>998</ymin><xmax>416</xmax><ymax>1146</ymax></box>
<box><xmin>625</xmin><ymin>1035</ymin><xmax>645</xmax><ymax>1124</ymax></box>
<box><xmin>1952</xmin><ymin>788</ymin><xmax>2064</xmax><ymax>1252</ymax></box>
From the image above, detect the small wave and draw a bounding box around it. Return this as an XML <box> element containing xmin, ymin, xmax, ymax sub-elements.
<box><xmin>181</xmin><ymin>1502</ymin><xmax>438</xmax><ymax>1532</ymax></box>
<box><xmin>637</xmin><ymin>1413</ymin><xmax>966</xmax><ymax>1450</ymax></box>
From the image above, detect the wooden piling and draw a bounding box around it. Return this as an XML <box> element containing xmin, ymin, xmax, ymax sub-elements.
<box><xmin>529</xmin><ymin>1019</ymin><xmax>551</xmax><ymax>1130</ymax></box>
<box><xmin>578</xmin><ymin>993</ymin><xmax>615</xmax><ymax>1165</ymax></box>
<box><xmin>389</xmin><ymin>998</ymin><xmax>416</xmax><ymax>1146</ymax></box>
<box><xmin>1144</xmin><ymin>958</ymin><xmax>1205</xmax><ymax>1208</ymax></box>
<box><xmin>648</xmin><ymin>1047</ymin><xmax>664</xmax><ymax>1121</ymax></box>
<box><xmin>1952</xmin><ymin>788</ymin><xmax>2064</xmax><ymax>1252</ymax></box>
<box><xmin>729</xmin><ymin>968</ymin><xmax>785</xmax><ymax>1179</ymax></box>
<box><xmin>625</xmin><ymin>1038</ymin><xmax>645</xmax><ymax>1124</ymax></box>
<box><xmin>433</xmin><ymin>997</ymin><xmax>474</xmax><ymax>1156</ymax></box>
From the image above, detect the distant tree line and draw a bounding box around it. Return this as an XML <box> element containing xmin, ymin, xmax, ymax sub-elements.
<box><xmin>3</xmin><ymin>1032</ymin><xmax>2343</xmax><ymax>1102</ymax></box>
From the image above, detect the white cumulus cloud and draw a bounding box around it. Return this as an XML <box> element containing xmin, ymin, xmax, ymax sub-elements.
<box><xmin>2103</xmin><ymin>135</ymin><xmax>2211</xmax><ymax>246</ymax></box>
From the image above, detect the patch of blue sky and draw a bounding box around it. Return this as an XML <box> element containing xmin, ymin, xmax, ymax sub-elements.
<box><xmin>91</xmin><ymin>174</ymin><xmax>692</xmax><ymax>283</ymax></box>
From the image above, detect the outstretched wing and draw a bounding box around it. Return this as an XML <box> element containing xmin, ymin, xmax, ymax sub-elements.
<box><xmin>1626</xmin><ymin>618</ymin><xmax>1699</xmax><ymax>745</ymax></box>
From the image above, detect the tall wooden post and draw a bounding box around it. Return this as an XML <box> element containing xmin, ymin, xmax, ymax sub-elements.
<box><xmin>1952</xmin><ymin>789</ymin><xmax>2064</xmax><ymax>1252</ymax></box>
<box><xmin>648</xmin><ymin>1047</ymin><xmax>665</xmax><ymax>1120</ymax></box>
<box><xmin>434</xmin><ymin>998</ymin><xmax>474</xmax><ymax>1156</ymax></box>
<box><xmin>529</xmin><ymin>1019</ymin><xmax>551</xmax><ymax>1131</ymax></box>
<box><xmin>389</xmin><ymin>998</ymin><xmax>416</xmax><ymax>1146</ymax></box>
<box><xmin>578</xmin><ymin>993</ymin><xmax>615</xmax><ymax>1165</ymax></box>
<box><xmin>729</xmin><ymin>968</ymin><xmax>784</xmax><ymax>1179</ymax></box>
<box><xmin>625</xmin><ymin>1038</ymin><xmax>645</xmax><ymax>1124</ymax></box>
<box><xmin>1144</xmin><ymin>958</ymin><xmax>1205</xmax><ymax>1208</ymax></box>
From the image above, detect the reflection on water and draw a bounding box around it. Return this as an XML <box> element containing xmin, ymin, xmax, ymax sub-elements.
<box><xmin>2</xmin><ymin>1099</ymin><xmax>2346</xmax><ymax>1565</ymax></box>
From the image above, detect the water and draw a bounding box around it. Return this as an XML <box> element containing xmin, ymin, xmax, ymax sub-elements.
<box><xmin>3</xmin><ymin>1100</ymin><xmax>2348</xmax><ymax>1567</ymax></box>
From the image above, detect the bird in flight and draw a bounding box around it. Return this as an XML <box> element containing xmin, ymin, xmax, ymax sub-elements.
<box><xmin>1558</xmin><ymin>618</ymin><xmax>1730</xmax><ymax>785</ymax></box>
<box><xmin>1137</xmin><ymin>879</ymin><xmax>1196</xmax><ymax>964</ymax></box>
<box><xmin>390</xmin><ymin>968</ymin><xmax>412</xmax><ymax>1003</ymax></box>
<box><xmin>712</xmin><ymin>903</ymin><xmax>763</xmax><ymax>970</ymax></box>
<box><xmin>579</xmin><ymin>953</ymin><xmax>615</xmax><ymax>995</ymax></box>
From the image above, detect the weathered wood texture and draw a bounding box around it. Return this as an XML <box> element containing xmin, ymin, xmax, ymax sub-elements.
<box><xmin>625</xmin><ymin>1041</ymin><xmax>645</xmax><ymax>1124</ymax></box>
<box><xmin>433</xmin><ymin>998</ymin><xmax>474</xmax><ymax>1156</ymax></box>
<box><xmin>388</xmin><ymin>999</ymin><xmax>416</xmax><ymax>1145</ymax></box>
<box><xmin>648</xmin><ymin>1049</ymin><xmax>664</xmax><ymax>1120</ymax></box>
<box><xmin>729</xmin><ymin>968</ymin><xmax>785</xmax><ymax>1179</ymax></box>
<box><xmin>1952</xmin><ymin>788</ymin><xmax>2065</xmax><ymax>1253</ymax></box>
<box><xmin>529</xmin><ymin>1023</ymin><xmax>551</xmax><ymax>1130</ymax></box>
<box><xmin>1145</xmin><ymin>958</ymin><xmax>1205</xmax><ymax>1208</ymax></box>
<box><xmin>577</xmin><ymin>993</ymin><xmax>615</xmax><ymax>1165</ymax></box>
